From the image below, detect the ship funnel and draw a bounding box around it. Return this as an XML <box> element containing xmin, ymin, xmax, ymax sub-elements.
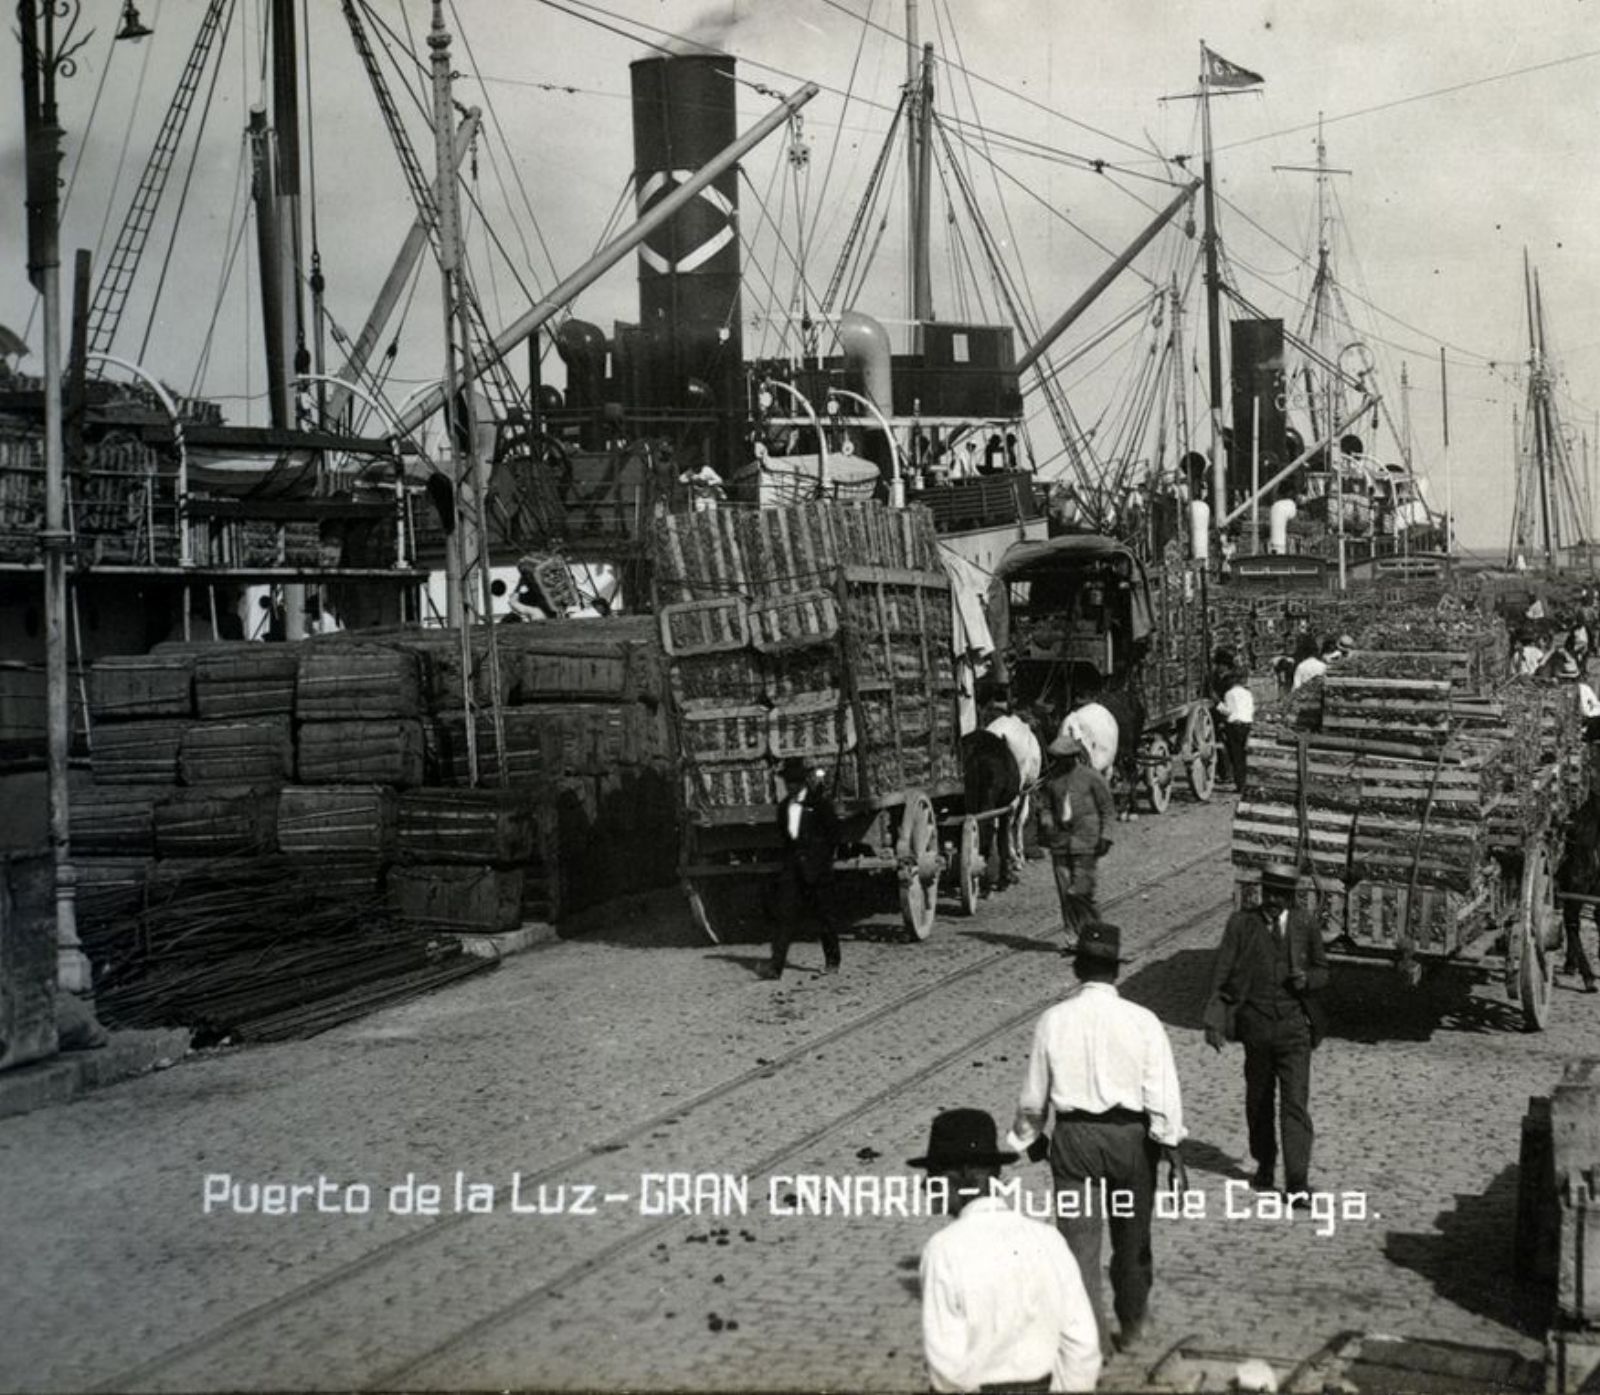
<box><xmin>631</xmin><ymin>54</ymin><xmax>743</xmax><ymax>466</ymax></box>
<box><xmin>556</xmin><ymin>319</ymin><xmax>608</xmax><ymax>412</ymax></box>
<box><xmin>838</xmin><ymin>310</ymin><xmax>893</xmax><ymax>411</ymax></box>
<box><xmin>1269</xmin><ymin>498</ymin><xmax>1297</xmax><ymax>554</ymax></box>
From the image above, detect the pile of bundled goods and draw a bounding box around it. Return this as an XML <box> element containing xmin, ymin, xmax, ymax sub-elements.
<box><xmin>1233</xmin><ymin>600</ymin><xmax>1583</xmax><ymax>958</ymax></box>
<box><xmin>78</xmin><ymin>856</ymin><xmax>493</xmax><ymax>1045</ymax></box>
<box><xmin>653</xmin><ymin>502</ymin><xmax>960</xmax><ymax>820</ymax></box>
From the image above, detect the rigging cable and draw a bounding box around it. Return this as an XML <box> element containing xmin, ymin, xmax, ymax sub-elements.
<box><xmin>801</xmin><ymin>0</ymin><xmax>876</xmax><ymax>256</ymax></box>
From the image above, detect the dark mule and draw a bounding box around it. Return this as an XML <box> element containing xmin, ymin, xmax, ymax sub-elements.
<box><xmin>1558</xmin><ymin>790</ymin><xmax>1600</xmax><ymax>991</ymax></box>
<box><xmin>961</xmin><ymin>730</ymin><xmax>1022</xmax><ymax>893</ymax></box>
<box><xmin>1097</xmin><ymin>682</ymin><xmax>1148</xmax><ymax>821</ymax></box>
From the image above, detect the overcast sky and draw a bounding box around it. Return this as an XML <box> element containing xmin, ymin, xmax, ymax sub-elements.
<box><xmin>4</xmin><ymin>0</ymin><xmax>1598</xmax><ymax>549</ymax></box>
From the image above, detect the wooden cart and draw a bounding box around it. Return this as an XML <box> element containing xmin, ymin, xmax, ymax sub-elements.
<box><xmin>1231</xmin><ymin>649</ymin><xmax>1584</xmax><ymax>1031</ymax></box>
<box><xmin>657</xmin><ymin>503</ymin><xmax>966</xmax><ymax>944</ymax></box>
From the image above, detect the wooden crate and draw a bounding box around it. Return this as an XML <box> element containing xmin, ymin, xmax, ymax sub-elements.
<box><xmin>670</xmin><ymin>650</ymin><xmax>766</xmax><ymax>712</ymax></box>
<box><xmin>178</xmin><ymin>717</ymin><xmax>294</xmax><ymax>786</ymax></box>
<box><xmin>1342</xmin><ymin>877</ymin><xmax>1488</xmax><ymax>954</ymax></box>
<box><xmin>679</xmin><ymin>706</ymin><xmax>768</xmax><ymax>763</ymax></box>
<box><xmin>153</xmin><ymin>788</ymin><xmax>277</xmax><ymax>858</ymax></box>
<box><xmin>91</xmin><ymin>719</ymin><xmax>190</xmax><ymax>784</ymax></box>
<box><xmin>388</xmin><ymin>863</ymin><xmax>524</xmax><ymax>933</ymax></box>
<box><xmin>296</xmin><ymin>643</ymin><xmax>423</xmax><ymax>720</ymax></box>
<box><xmin>276</xmin><ymin>785</ymin><xmax>397</xmax><ymax>859</ymax></box>
<box><xmin>1249</xmin><ymin>737</ymin><xmax>1499</xmax><ymax>818</ymax></box>
<box><xmin>69</xmin><ymin>786</ymin><xmax>167</xmax><ymax>855</ymax></box>
<box><xmin>518</xmin><ymin>648</ymin><xmax>632</xmax><ymax>702</ymax></box>
<box><xmin>396</xmin><ymin>788</ymin><xmax>538</xmax><ymax>865</ymax></box>
<box><xmin>747</xmin><ymin>589</ymin><xmax>840</xmax><ymax>653</ymax></box>
<box><xmin>194</xmin><ymin>645</ymin><xmax>300</xmax><ymax>719</ymax></box>
<box><xmin>89</xmin><ymin>654</ymin><xmax>195</xmax><ymax>720</ymax></box>
<box><xmin>297</xmin><ymin>719</ymin><xmax>426</xmax><ymax>787</ymax></box>
<box><xmin>684</xmin><ymin>760</ymin><xmax>776</xmax><ymax>812</ymax></box>
<box><xmin>1230</xmin><ymin>800</ymin><xmax>1356</xmax><ymax>881</ymax></box>
<box><xmin>659</xmin><ymin>596</ymin><xmax>747</xmax><ymax>656</ymax></box>
<box><xmin>769</xmin><ymin>696</ymin><xmax>854</xmax><ymax>758</ymax></box>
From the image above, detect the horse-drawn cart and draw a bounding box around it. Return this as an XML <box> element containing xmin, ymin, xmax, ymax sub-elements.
<box><xmin>987</xmin><ymin>534</ymin><xmax>1217</xmax><ymax>815</ymax></box>
<box><xmin>657</xmin><ymin>502</ymin><xmax>966</xmax><ymax>943</ymax></box>
<box><xmin>1231</xmin><ymin>623</ymin><xmax>1584</xmax><ymax>1031</ymax></box>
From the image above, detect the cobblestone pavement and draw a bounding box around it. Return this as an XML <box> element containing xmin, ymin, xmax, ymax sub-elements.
<box><xmin>0</xmin><ymin>792</ymin><xmax>1585</xmax><ymax>1392</ymax></box>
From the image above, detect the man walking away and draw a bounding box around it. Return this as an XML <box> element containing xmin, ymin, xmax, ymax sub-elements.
<box><xmin>913</xmin><ymin>1109</ymin><xmax>1102</xmax><ymax>1393</ymax></box>
<box><xmin>1216</xmin><ymin>668</ymin><xmax>1255</xmax><ymax>798</ymax></box>
<box><xmin>1203</xmin><ymin>864</ymin><xmax>1330</xmax><ymax>1198</ymax></box>
<box><xmin>1007</xmin><ymin>922</ymin><xmax>1187</xmax><ymax>1356</ymax></box>
<box><xmin>760</xmin><ymin>756</ymin><xmax>841</xmax><ymax>980</ymax></box>
<box><xmin>1040</xmin><ymin>734</ymin><xmax>1114</xmax><ymax>915</ymax></box>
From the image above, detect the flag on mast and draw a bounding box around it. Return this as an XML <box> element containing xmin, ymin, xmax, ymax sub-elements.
<box><xmin>1201</xmin><ymin>45</ymin><xmax>1264</xmax><ymax>89</ymax></box>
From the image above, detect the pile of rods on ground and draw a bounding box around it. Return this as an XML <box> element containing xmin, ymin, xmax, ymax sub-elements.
<box><xmin>77</xmin><ymin>857</ymin><xmax>496</xmax><ymax>1045</ymax></box>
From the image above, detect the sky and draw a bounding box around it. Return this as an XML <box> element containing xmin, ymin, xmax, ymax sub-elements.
<box><xmin>4</xmin><ymin>0</ymin><xmax>1599</xmax><ymax>550</ymax></box>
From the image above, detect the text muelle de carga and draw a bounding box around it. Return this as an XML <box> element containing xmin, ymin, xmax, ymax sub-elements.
<box><xmin>202</xmin><ymin>1171</ymin><xmax>1375</xmax><ymax>1236</ymax></box>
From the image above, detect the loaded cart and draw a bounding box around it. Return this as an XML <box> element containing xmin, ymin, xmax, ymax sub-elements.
<box><xmin>1232</xmin><ymin>612</ymin><xmax>1584</xmax><ymax>1030</ymax></box>
<box><xmin>654</xmin><ymin>502</ymin><xmax>965</xmax><ymax>943</ymax></box>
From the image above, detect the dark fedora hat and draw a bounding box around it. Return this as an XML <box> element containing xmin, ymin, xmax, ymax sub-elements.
<box><xmin>779</xmin><ymin>755</ymin><xmax>812</xmax><ymax>784</ymax></box>
<box><xmin>908</xmin><ymin>1108</ymin><xmax>1018</xmax><ymax>1170</ymax></box>
<box><xmin>1073</xmin><ymin>920</ymin><xmax>1126</xmax><ymax>964</ymax></box>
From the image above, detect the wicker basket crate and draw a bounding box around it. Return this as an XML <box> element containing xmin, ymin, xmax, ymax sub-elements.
<box><xmin>89</xmin><ymin>654</ymin><xmax>195</xmax><ymax>720</ymax></box>
<box><xmin>396</xmin><ymin>788</ymin><xmax>538</xmax><ymax>865</ymax></box>
<box><xmin>194</xmin><ymin>645</ymin><xmax>300</xmax><ymax>719</ymax></box>
<box><xmin>747</xmin><ymin>589</ymin><xmax>840</xmax><ymax>654</ymax></box>
<box><xmin>769</xmin><ymin>696</ymin><xmax>855</xmax><ymax>758</ymax></box>
<box><xmin>276</xmin><ymin>785</ymin><xmax>397</xmax><ymax>859</ymax></box>
<box><xmin>296</xmin><ymin>643</ymin><xmax>423</xmax><ymax>720</ymax></box>
<box><xmin>178</xmin><ymin>717</ymin><xmax>294</xmax><ymax>786</ymax></box>
<box><xmin>153</xmin><ymin>788</ymin><xmax>277</xmax><ymax>858</ymax></box>
<box><xmin>684</xmin><ymin>760</ymin><xmax>777</xmax><ymax>811</ymax></box>
<box><xmin>680</xmin><ymin>706</ymin><xmax>768</xmax><ymax>763</ymax></box>
<box><xmin>91</xmin><ymin>719</ymin><xmax>191</xmax><ymax>784</ymax></box>
<box><xmin>659</xmin><ymin>596</ymin><xmax>747</xmax><ymax>656</ymax></box>
<box><xmin>297</xmin><ymin>719</ymin><xmax>426</xmax><ymax>787</ymax></box>
<box><xmin>69</xmin><ymin>786</ymin><xmax>167</xmax><ymax>855</ymax></box>
<box><xmin>388</xmin><ymin>863</ymin><xmax>525</xmax><ymax>934</ymax></box>
<box><xmin>670</xmin><ymin>650</ymin><xmax>766</xmax><ymax>711</ymax></box>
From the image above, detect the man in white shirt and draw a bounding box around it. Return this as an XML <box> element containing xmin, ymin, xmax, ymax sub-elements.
<box><xmin>1291</xmin><ymin>638</ymin><xmax>1342</xmax><ymax>691</ymax></box>
<box><xmin>1007</xmin><ymin>922</ymin><xmax>1186</xmax><ymax>1356</ymax></box>
<box><xmin>1216</xmin><ymin>670</ymin><xmax>1255</xmax><ymax>797</ymax></box>
<box><xmin>914</xmin><ymin>1109</ymin><xmax>1102</xmax><ymax>1393</ymax></box>
<box><xmin>1557</xmin><ymin>651</ymin><xmax>1600</xmax><ymax>740</ymax></box>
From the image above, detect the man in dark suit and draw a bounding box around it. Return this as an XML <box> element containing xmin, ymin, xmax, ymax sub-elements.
<box><xmin>760</xmin><ymin>756</ymin><xmax>841</xmax><ymax>980</ymax></box>
<box><xmin>1204</xmin><ymin>863</ymin><xmax>1330</xmax><ymax>1199</ymax></box>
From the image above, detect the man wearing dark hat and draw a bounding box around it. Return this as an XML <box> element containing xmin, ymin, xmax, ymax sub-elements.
<box><xmin>913</xmin><ymin>1109</ymin><xmax>1101</xmax><ymax>1393</ymax></box>
<box><xmin>1039</xmin><ymin>732</ymin><xmax>1114</xmax><ymax>915</ymax></box>
<box><xmin>760</xmin><ymin>756</ymin><xmax>842</xmax><ymax>980</ymax></box>
<box><xmin>1006</xmin><ymin>921</ymin><xmax>1186</xmax><ymax>1356</ymax></box>
<box><xmin>1203</xmin><ymin>864</ymin><xmax>1330</xmax><ymax>1199</ymax></box>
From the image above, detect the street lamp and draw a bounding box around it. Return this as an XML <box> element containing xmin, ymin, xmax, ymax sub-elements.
<box><xmin>115</xmin><ymin>2</ymin><xmax>153</xmax><ymax>41</ymax></box>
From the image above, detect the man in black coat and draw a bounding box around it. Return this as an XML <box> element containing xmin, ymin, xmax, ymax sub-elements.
<box><xmin>760</xmin><ymin>756</ymin><xmax>842</xmax><ymax>980</ymax></box>
<box><xmin>1204</xmin><ymin>864</ymin><xmax>1330</xmax><ymax>1198</ymax></box>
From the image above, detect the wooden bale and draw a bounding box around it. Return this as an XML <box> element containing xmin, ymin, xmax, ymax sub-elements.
<box><xmin>194</xmin><ymin>645</ymin><xmax>300</xmax><ymax>719</ymax></box>
<box><xmin>280</xmin><ymin>856</ymin><xmax>386</xmax><ymax>901</ymax></box>
<box><xmin>297</xmin><ymin>719</ymin><xmax>426</xmax><ymax>787</ymax></box>
<box><xmin>276</xmin><ymin>785</ymin><xmax>397</xmax><ymax>859</ymax></box>
<box><xmin>396</xmin><ymin>788</ymin><xmax>538</xmax><ymax>865</ymax></box>
<box><xmin>295</xmin><ymin>643</ymin><xmax>422</xmax><ymax>720</ymax></box>
<box><xmin>153</xmin><ymin>787</ymin><xmax>277</xmax><ymax>858</ymax></box>
<box><xmin>74</xmin><ymin>855</ymin><xmax>152</xmax><ymax>926</ymax></box>
<box><xmin>89</xmin><ymin>653</ymin><xmax>195</xmax><ymax>720</ymax></box>
<box><xmin>432</xmin><ymin>709</ymin><xmax>554</xmax><ymax>789</ymax></box>
<box><xmin>69</xmin><ymin>785</ymin><xmax>167</xmax><ymax>855</ymax></box>
<box><xmin>388</xmin><ymin>863</ymin><xmax>524</xmax><ymax>934</ymax></box>
<box><xmin>178</xmin><ymin>717</ymin><xmax>294</xmax><ymax>786</ymax></box>
<box><xmin>518</xmin><ymin>648</ymin><xmax>632</xmax><ymax>702</ymax></box>
<box><xmin>91</xmin><ymin>719</ymin><xmax>190</xmax><ymax>784</ymax></box>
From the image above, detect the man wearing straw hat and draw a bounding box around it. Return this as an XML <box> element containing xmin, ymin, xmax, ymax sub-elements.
<box><xmin>912</xmin><ymin>1108</ymin><xmax>1102</xmax><ymax>1393</ymax></box>
<box><xmin>759</xmin><ymin>756</ymin><xmax>842</xmax><ymax>980</ymax></box>
<box><xmin>1039</xmin><ymin>733</ymin><xmax>1114</xmax><ymax>915</ymax></box>
<box><xmin>1204</xmin><ymin>864</ymin><xmax>1330</xmax><ymax>1199</ymax></box>
<box><xmin>1006</xmin><ymin>921</ymin><xmax>1186</xmax><ymax>1356</ymax></box>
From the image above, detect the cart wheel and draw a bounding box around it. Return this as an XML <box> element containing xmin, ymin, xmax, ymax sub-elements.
<box><xmin>897</xmin><ymin>791</ymin><xmax>940</xmax><ymax>941</ymax></box>
<box><xmin>1186</xmin><ymin>707</ymin><xmax>1217</xmax><ymax>802</ymax></box>
<box><xmin>1143</xmin><ymin>732</ymin><xmax>1174</xmax><ymax>813</ymax></box>
<box><xmin>956</xmin><ymin>816</ymin><xmax>982</xmax><ymax>917</ymax></box>
<box><xmin>1515</xmin><ymin>843</ymin><xmax>1557</xmax><ymax>1031</ymax></box>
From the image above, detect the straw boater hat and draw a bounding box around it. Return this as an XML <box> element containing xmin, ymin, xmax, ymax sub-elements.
<box><xmin>1260</xmin><ymin>861</ymin><xmax>1301</xmax><ymax>890</ymax></box>
<box><xmin>907</xmin><ymin>1108</ymin><xmax>1017</xmax><ymax>1171</ymax></box>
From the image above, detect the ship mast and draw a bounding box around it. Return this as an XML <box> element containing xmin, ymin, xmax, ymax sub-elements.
<box><xmin>905</xmin><ymin>0</ymin><xmax>934</xmax><ymax>332</ymax></box>
<box><xmin>1199</xmin><ymin>42</ymin><xmax>1225</xmax><ymax>521</ymax></box>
